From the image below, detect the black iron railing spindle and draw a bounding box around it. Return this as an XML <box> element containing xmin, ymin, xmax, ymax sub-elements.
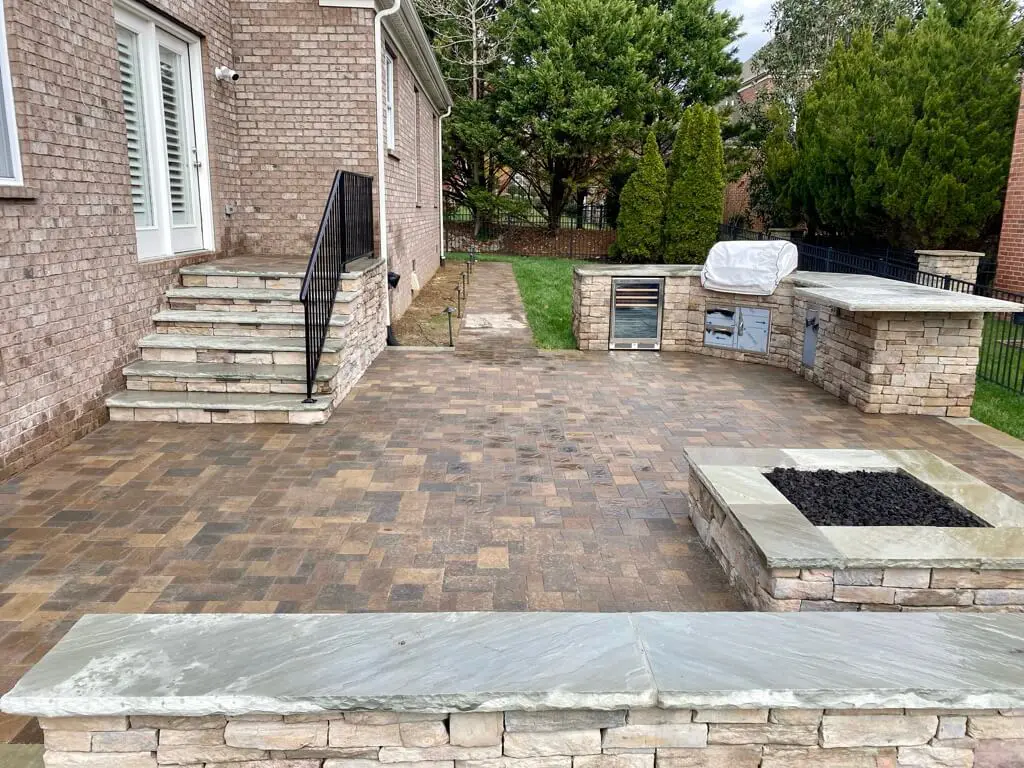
<box><xmin>300</xmin><ymin>171</ymin><xmax>375</xmax><ymax>402</ymax></box>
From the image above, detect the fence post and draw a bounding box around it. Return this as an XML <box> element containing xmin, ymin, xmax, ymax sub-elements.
<box><xmin>825</xmin><ymin>247</ymin><xmax>833</xmax><ymax>272</ymax></box>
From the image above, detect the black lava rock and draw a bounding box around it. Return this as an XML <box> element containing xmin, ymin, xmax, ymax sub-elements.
<box><xmin>763</xmin><ymin>468</ymin><xmax>990</xmax><ymax>527</ymax></box>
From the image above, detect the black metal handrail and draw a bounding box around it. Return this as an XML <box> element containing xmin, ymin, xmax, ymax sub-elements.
<box><xmin>300</xmin><ymin>171</ymin><xmax>374</xmax><ymax>402</ymax></box>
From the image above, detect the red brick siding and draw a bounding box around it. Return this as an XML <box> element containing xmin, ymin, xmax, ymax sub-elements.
<box><xmin>383</xmin><ymin>35</ymin><xmax>441</xmax><ymax>320</ymax></box>
<box><xmin>0</xmin><ymin>0</ymin><xmax>238</xmax><ymax>480</ymax></box>
<box><xmin>996</xmin><ymin>82</ymin><xmax>1024</xmax><ymax>293</ymax></box>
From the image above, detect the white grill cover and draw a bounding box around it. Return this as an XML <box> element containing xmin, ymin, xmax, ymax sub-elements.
<box><xmin>701</xmin><ymin>240</ymin><xmax>799</xmax><ymax>296</ymax></box>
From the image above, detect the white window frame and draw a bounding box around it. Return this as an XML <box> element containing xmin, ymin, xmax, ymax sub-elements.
<box><xmin>0</xmin><ymin>0</ymin><xmax>23</xmax><ymax>186</ymax></box>
<box><xmin>384</xmin><ymin>50</ymin><xmax>396</xmax><ymax>152</ymax></box>
<box><xmin>114</xmin><ymin>0</ymin><xmax>214</xmax><ymax>260</ymax></box>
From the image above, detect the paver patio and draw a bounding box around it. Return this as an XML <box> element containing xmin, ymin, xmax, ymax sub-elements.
<box><xmin>2</xmin><ymin>262</ymin><xmax>1024</xmax><ymax>743</ymax></box>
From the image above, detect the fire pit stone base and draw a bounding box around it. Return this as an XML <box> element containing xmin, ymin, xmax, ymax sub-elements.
<box><xmin>687</xmin><ymin>448</ymin><xmax>1024</xmax><ymax>612</ymax></box>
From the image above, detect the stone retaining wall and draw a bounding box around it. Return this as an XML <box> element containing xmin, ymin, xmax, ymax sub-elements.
<box><xmin>36</xmin><ymin>707</ymin><xmax>1024</xmax><ymax>767</ymax></box>
<box><xmin>689</xmin><ymin>470</ymin><xmax>1024</xmax><ymax>612</ymax></box>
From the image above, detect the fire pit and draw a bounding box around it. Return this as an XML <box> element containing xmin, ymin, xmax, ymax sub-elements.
<box><xmin>686</xmin><ymin>448</ymin><xmax>1024</xmax><ymax>611</ymax></box>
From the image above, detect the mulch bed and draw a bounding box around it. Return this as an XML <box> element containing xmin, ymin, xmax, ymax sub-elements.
<box><xmin>763</xmin><ymin>468</ymin><xmax>990</xmax><ymax>527</ymax></box>
<box><xmin>393</xmin><ymin>262</ymin><xmax>468</xmax><ymax>346</ymax></box>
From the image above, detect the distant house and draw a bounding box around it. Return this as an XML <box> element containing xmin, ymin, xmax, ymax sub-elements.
<box><xmin>996</xmin><ymin>82</ymin><xmax>1024</xmax><ymax>294</ymax></box>
<box><xmin>0</xmin><ymin>0</ymin><xmax>453</xmax><ymax>479</ymax></box>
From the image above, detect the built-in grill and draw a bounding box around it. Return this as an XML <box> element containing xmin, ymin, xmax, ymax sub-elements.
<box><xmin>609</xmin><ymin>278</ymin><xmax>664</xmax><ymax>349</ymax></box>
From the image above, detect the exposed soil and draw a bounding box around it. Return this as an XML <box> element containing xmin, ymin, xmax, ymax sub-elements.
<box><xmin>763</xmin><ymin>468</ymin><xmax>991</xmax><ymax>527</ymax></box>
<box><xmin>393</xmin><ymin>261</ymin><xmax>468</xmax><ymax>346</ymax></box>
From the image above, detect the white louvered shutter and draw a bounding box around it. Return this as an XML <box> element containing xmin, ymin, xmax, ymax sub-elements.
<box><xmin>159</xmin><ymin>46</ymin><xmax>193</xmax><ymax>226</ymax></box>
<box><xmin>116</xmin><ymin>26</ymin><xmax>153</xmax><ymax>227</ymax></box>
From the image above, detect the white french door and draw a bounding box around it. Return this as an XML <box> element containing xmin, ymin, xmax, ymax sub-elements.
<box><xmin>115</xmin><ymin>2</ymin><xmax>210</xmax><ymax>260</ymax></box>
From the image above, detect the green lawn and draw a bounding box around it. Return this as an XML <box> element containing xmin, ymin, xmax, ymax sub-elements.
<box><xmin>449</xmin><ymin>252</ymin><xmax>584</xmax><ymax>348</ymax></box>
<box><xmin>450</xmin><ymin>252</ymin><xmax>1024</xmax><ymax>439</ymax></box>
<box><xmin>972</xmin><ymin>380</ymin><xmax>1024</xmax><ymax>439</ymax></box>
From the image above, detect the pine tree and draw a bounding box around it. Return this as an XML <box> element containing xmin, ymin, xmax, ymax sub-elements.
<box><xmin>613</xmin><ymin>132</ymin><xmax>668</xmax><ymax>262</ymax></box>
<box><xmin>663</xmin><ymin>106</ymin><xmax>726</xmax><ymax>263</ymax></box>
<box><xmin>796</xmin><ymin>0</ymin><xmax>1022</xmax><ymax>247</ymax></box>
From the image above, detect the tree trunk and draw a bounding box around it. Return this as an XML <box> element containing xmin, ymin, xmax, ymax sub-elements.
<box><xmin>547</xmin><ymin>166</ymin><xmax>570</xmax><ymax>233</ymax></box>
<box><xmin>575</xmin><ymin>188</ymin><xmax>587</xmax><ymax>230</ymax></box>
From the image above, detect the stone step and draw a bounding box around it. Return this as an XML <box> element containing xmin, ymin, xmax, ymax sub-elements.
<box><xmin>123</xmin><ymin>361</ymin><xmax>336</xmax><ymax>395</ymax></box>
<box><xmin>138</xmin><ymin>334</ymin><xmax>343</xmax><ymax>366</ymax></box>
<box><xmin>152</xmin><ymin>310</ymin><xmax>351</xmax><ymax>338</ymax></box>
<box><xmin>179</xmin><ymin>258</ymin><xmax>370</xmax><ymax>292</ymax></box>
<box><xmin>106</xmin><ymin>391</ymin><xmax>333</xmax><ymax>425</ymax></box>
<box><xmin>0</xmin><ymin>745</ymin><xmax>42</xmax><ymax>768</ymax></box>
<box><xmin>165</xmin><ymin>287</ymin><xmax>359</xmax><ymax>313</ymax></box>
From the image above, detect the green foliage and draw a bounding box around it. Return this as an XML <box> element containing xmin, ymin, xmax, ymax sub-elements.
<box><xmin>795</xmin><ymin>0</ymin><xmax>1023</xmax><ymax>247</ymax></box>
<box><xmin>663</xmin><ymin>106</ymin><xmax>726</xmax><ymax>263</ymax></box>
<box><xmin>492</xmin><ymin>0</ymin><xmax>739</xmax><ymax>230</ymax></box>
<box><xmin>755</xmin><ymin>0</ymin><xmax>922</xmax><ymax>108</ymax></box>
<box><xmin>748</xmin><ymin>101</ymin><xmax>799</xmax><ymax>228</ymax></box>
<box><xmin>613</xmin><ymin>132</ymin><xmax>668</xmax><ymax>262</ymax></box>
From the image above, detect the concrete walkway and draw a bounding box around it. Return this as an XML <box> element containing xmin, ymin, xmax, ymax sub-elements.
<box><xmin>457</xmin><ymin>261</ymin><xmax>535</xmax><ymax>354</ymax></box>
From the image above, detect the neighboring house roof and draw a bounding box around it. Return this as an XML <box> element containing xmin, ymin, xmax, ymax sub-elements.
<box><xmin>320</xmin><ymin>0</ymin><xmax>454</xmax><ymax>113</ymax></box>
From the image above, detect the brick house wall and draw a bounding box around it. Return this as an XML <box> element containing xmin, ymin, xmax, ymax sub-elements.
<box><xmin>230</xmin><ymin>2</ymin><xmax>379</xmax><ymax>257</ymax></box>
<box><xmin>383</xmin><ymin>39</ymin><xmax>441</xmax><ymax>320</ymax></box>
<box><xmin>0</xmin><ymin>0</ymin><xmax>240</xmax><ymax>480</ymax></box>
<box><xmin>996</xmin><ymin>81</ymin><xmax>1024</xmax><ymax>293</ymax></box>
<box><xmin>0</xmin><ymin>0</ymin><xmax>448</xmax><ymax>480</ymax></box>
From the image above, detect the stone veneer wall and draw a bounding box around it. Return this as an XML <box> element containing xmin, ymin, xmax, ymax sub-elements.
<box><xmin>332</xmin><ymin>259</ymin><xmax>388</xmax><ymax>406</ymax></box>
<box><xmin>914</xmin><ymin>251</ymin><xmax>983</xmax><ymax>284</ymax></box>
<box><xmin>35</xmin><ymin>707</ymin><xmax>1024</xmax><ymax>768</ymax></box>
<box><xmin>572</xmin><ymin>273</ymin><xmax>983</xmax><ymax>417</ymax></box>
<box><xmin>689</xmin><ymin>472</ymin><xmax>1024</xmax><ymax>612</ymax></box>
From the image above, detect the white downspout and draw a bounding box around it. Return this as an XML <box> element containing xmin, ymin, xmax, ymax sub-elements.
<box><xmin>438</xmin><ymin>105</ymin><xmax>452</xmax><ymax>265</ymax></box>
<box><xmin>375</xmin><ymin>0</ymin><xmax>402</xmax><ymax>340</ymax></box>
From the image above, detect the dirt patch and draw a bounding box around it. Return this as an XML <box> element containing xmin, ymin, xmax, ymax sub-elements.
<box><xmin>763</xmin><ymin>468</ymin><xmax>990</xmax><ymax>527</ymax></box>
<box><xmin>393</xmin><ymin>261</ymin><xmax>468</xmax><ymax>346</ymax></box>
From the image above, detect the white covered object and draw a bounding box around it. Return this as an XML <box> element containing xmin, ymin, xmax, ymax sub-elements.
<box><xmin>701</xmin><ymin>240</ymin><xmax>799</xmax><ymax>296</ymax></box>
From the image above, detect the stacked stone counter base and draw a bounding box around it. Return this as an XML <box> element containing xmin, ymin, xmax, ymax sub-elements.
<box><xmin>571</xmin><ymin>266</ymin><xmax>1022</xmax><ymax>417</ymax></box>
<box><xmin>8</xmin><ymin>613</ymin><xmax>1024</xmax><ymax>768</ymax></box>
<box><xmin>687</xmin><ymin>448</ymin><xmax>1024</xmax><ymax>612</ymax></box>
<box><xmin>33</xmin><ymin>707</ymin><xmax>1024</xmax><ymax>767</ymax></box>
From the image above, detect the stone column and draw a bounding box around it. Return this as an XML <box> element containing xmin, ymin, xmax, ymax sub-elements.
<box><xmin>914</xmin><ymin>250</ymin><xmax>983</xmax><ymax>285</ymax></box>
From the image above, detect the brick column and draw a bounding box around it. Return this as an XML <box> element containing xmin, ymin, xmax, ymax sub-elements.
<box><xmin>914</xmin><ymin>250</ymin><xmax>983</xmax><ymax>284</ymax></box>
<box><xmin>996</xmin><ymin>81</ymin><xmax>1024</xmax><ymax>293</ymax></box>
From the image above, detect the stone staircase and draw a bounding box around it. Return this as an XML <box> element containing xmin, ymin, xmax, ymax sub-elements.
<box><xmin>105</xmin><ymin>256</ymin><xmax>383</xmax><ymax>425</ymax></box>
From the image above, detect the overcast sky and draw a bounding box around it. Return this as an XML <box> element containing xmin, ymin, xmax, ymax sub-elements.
<box><xmin>718</xmin><ymin>0</ymin><xmax>773</xmax><ymax>61</ymax></box>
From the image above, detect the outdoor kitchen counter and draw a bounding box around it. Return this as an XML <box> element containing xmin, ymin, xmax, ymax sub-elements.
<box><xmin>573</xmin><ymin>264</ymin><xmax>1022</xmax><ymax>417</ymax></box>
<box><xmin>572</xmin><ymin>265</ymin><xmax>1022</xmax><ymax>313</ymax></box>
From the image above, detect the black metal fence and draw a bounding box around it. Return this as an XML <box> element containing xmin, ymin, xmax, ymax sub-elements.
<box><xmin>300</xmin><ymin>171</ymin><xmax>374</xmax><ymax>402</ymax></box>
<box><xmin>444</xmin><ymin>203</ymin><xmax>615</xmax><ymax>259</ymax></box>
<box><xmin>719</xmin><ymin>224</ymin><xmax>1024</xmax><ymax>397</ymax></box>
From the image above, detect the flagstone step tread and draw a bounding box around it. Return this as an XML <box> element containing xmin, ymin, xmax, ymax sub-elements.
<box><xmin>166</xmin><ymin>287</ymin><xmax>359</xmax><ymax>303</ymax></box>
<box><xmin>153</xmin><ymin>310</ymin><xmax>351</xmax><ymax>327</ymax></box>
<box><xmin>106</xmin><ymin>391</ymin><xmax>332</xmax><ymax>412</ymax></box>
<box><xmin>123</xmin><ymin>361</ymin><xmax>337</xmax><ymax>382</ymax></box>
<box><xmin>0</xmin><ymin>745</ymin><xmax>42</xmax><ymax>768</ymax></box>
<box><xmin>138</xmin><ymin>334</ymin><xmax>343</xmax><ymax>353</ymax></box>
<box><xmin>179</xmin><ymin>257</ymin><xmax>375</xmax><ymax>280</ymax></box>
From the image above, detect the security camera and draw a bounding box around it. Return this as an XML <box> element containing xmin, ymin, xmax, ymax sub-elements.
<box><xmin>215</xmin><ymin>66</ymin><xmax>240</xmax><ymax>82</ymax></box>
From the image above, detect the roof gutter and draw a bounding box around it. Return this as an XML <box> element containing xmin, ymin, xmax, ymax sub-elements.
<box><xmin>375</xmin><ymin>0</ymin><xmax>403</xmax><ymax>339</ymax></box>
<box><xmin>438</xmin><ymin>105</ymin><xmax>451</xmax><ymax>266</ymax></box>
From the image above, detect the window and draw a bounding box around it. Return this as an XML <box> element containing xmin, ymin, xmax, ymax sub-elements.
<box><xmin>0</xmin><ymin>0</ymin><xmax>22</xmax><ymax>185</ymax></box>
<box><xmin>115</xmin><ymin>1</ymin><xmax>212</xmax><ymax>259</ymax></box>
<box><xmin>383</xmin><ymin>50</ymin><xmax>395</xmax><ymax>152</ymax></box>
